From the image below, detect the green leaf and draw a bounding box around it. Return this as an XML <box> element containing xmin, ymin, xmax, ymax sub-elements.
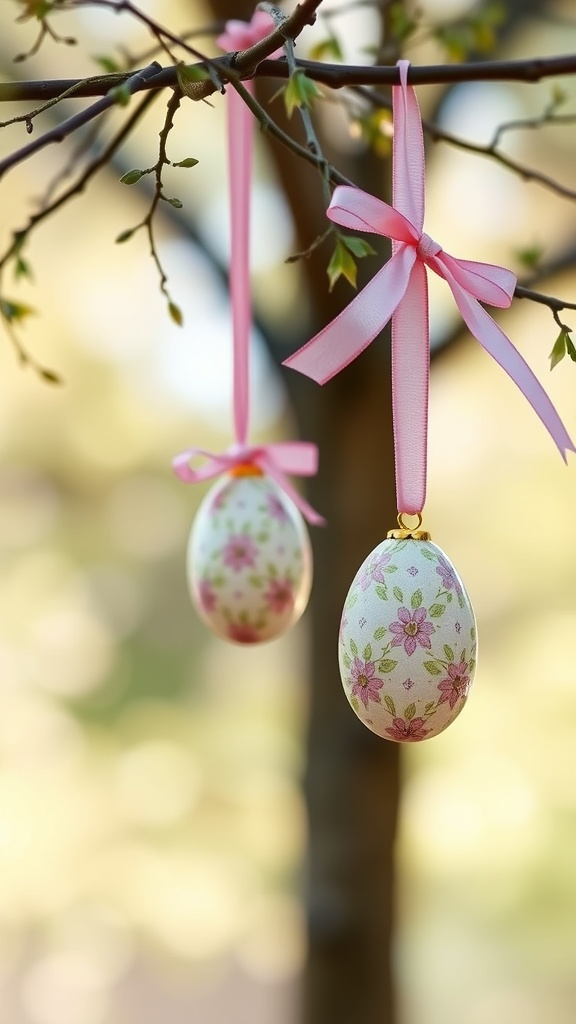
<box><xmin>108</xmin><ymin>83</ymin><xmax>132</xmax><ymax>106</ymax></box>
<box><xmin>350</xmin><ymin>638</ymin><xmax>358</xmax><ymax>658</ymax></box>
<box><xmin>384</xmin><ymin>565</ymin><xmax>397</xmax><ymax>573</ymax></box>
<box><xmin>424</xmin><ymin>701</ymin><xmax>436</xmax><ymax>713</ymax></box>
<box><xmin>284</xmin><ymin>69</ymin><xmax>323</xmax><ymax>118</ymax></box>
<box><xmin>429</xmin><ymin>603</ymin><xmax>446</xmax><ymax>618</ymax></box>
<box><xmin>379</xmin><ymin>659</ymin><xmax>398</xmax><ymax>674</ymax></box>
<box><xmin>411</xmin><ymin>589</ymin><xmax>423</xmax><ymax>610</ymax></box>
<box><xmin>172</xmin><ymin>157</ymin><xmax>199</xmax><ymax>168</ymax></box>
<box><xmin>384</xmin><ymin>694</ymin><xmax>396</xmax><ymax>716</ymax></box>
<box><xmin>352</xmin><ymin>109</ymin><xmax>392</xmax><ymax>158</ymax></box>
<box><xmin>177</xmin><ymin>63</ymin><xmax>210</xmax><ymax>98</ymax></box>
<box><xmin>0</xmin><ymin>298</ymin><xmax>35</xmax><ymax>322</ymax></box>
<box><xmin>341</xmin><ymin>652</ymin><xmax>351</xmax><ymax>669</ymax></box>
<box><xmin>166</xmin><ymin>197</ymin><xmax>183</xmax><ymax>209</ymax></box>
<box><xmin>119</xmin><ymin>168</ymin><xmax>147</xmax><ymax>185</ymax></box>
<box><xmin>308</xmin><ymin>36</ymin><xmax>343</xmax><ymax>62</ymax></box>
<box><xmin>93</xmin><ymin>54</ymin><xmax>122</xmax><ymax>74</ymax></box>
<box><xmin>340</xmin><ymin>234</ymin><xmax>377</xmax><ymax>260</ymax></box>
<box><xmin>115</xmin><ymin>227</ymin><xmax>135</xmax><ymax>244</ymax></box>
<box><xmin>327</xmin><ymin>238</ymin><xmax>357</xmax><ymax>290</ymax></box>
<box><xmin>405</xmin><ymin>702</ymin><xmax>416</xmax><ymax>721</ymax></box>
<box><xmin>567</xmin><ymin>336</ymin><xmax>576</xmax><ymax>363</ymax></box>
<box><xmin>551</xmin><ymin>84</ymin><xmax>568</xmax><ymax>108</ymax></box>
<box><xmin>350</xmin><ymin>695</ymin><xmax>360</xmax><ymax>712</ymax></box>
<box><xmin>515</xmin><ymin>243</ymin><xmax>544</xmax><ymax>272</ymax></box>
<box><xmin>168</xmin><ymin>301</ymin><xmax>183</xmax><ymax>326</ymax></box>
<box><xmin>393</xmin><ymin>586</ymin><xmax>404</xmax><ymax>603</ymax></box>
<box><xmin>388</xmin><ymin>1</ymin><xmax>417</xmax><ymax>42</ymax></box>
<box><xmin>363</xmin><ymin>643</ymin><xmax>372</xmax><ymax>661</ymax></box>
<box><xmin>549</xmin><ymin>328</ymin><xmax>569</xmax><ymax>370</ymax></box>
<box><xmin>14</xmin><ymin>255</ymin><xmax>32</xmax><ymax>280</ymax></box>
<box><xmin>444</xmin><ymin>644</ymin><xmax>455</xmax><ymax>662</ymax></box>
<box><xmin>375</xmin><ymin>584</ymin><xmax>388</xmax><ymax>601</ymax></box>
<box><xmin>423</xmin><ymin>660</ymin><xmax>442</xmax><ymax>675</ymax></box>
<box><xmin>420</xmin><ymin>547</ymin><xmax>437</xmax><ymax>561</ymax></box>
<box><xmin>373</xmin><ymin>626</ymin><xmax>387</xmax><ymax>641</ymax></box>
<box><xmin>38</xmin><ymin>367</ymin><xmax>62</xmax><ymax>384</ymax></box>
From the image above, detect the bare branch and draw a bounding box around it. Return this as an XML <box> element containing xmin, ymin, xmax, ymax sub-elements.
<box><xmin>4</xmin><ymin>51</ymin><xmax>576</xmax><ymax>106</ymax></box>
<box><xmin>0</xmin><ymin>62</ymin><xmax>163</xmax><ymax>181</ymax></box>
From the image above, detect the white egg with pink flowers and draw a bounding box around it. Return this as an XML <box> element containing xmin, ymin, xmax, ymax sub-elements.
<box><xmin>187</xmin><ymin>471</ymin><xmax>312</xmax><ymax>644</ymax></box>
<box><xmin>338</xmin><ymin>533</ymin><xmax>476</xmax><ymax>742</ymax></box>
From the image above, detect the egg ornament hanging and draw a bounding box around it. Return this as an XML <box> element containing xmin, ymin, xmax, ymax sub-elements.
<box><xmin>339</xmin><ymin>524</ymin><xmax>476</xmax><ymax>742</ymax></box>
<box><xmin>187</xmin><ymin>468</ymin><xmax>313</xmax><ymax>644</ymax></box>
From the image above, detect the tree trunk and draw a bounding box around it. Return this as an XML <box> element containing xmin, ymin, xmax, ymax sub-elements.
<box><xmin>206</xmin><ymin>5</ymin><xmax>401</xmax><ymax>1019</ymax></box>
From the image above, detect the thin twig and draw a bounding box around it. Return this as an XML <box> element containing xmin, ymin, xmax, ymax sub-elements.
<box><xmin>0</xmin><ymin>89</ymin><xmax>157</xmax><ymax>275</ymax></box>
<box><xmin>356</xmin><ymin>85</ymin><xmax>576</xmax><ymax>203</ymax></box>
<box><xmin>0</xmin><ymin>62</ymin><xmax>163</xmax><ymax>181</ymax></box>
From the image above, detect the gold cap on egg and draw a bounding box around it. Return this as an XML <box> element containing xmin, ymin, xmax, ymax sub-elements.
<box><xmin>387</xmin><ymin>512</ymin><xmax>431</xmax><ymax>541</ymax></box>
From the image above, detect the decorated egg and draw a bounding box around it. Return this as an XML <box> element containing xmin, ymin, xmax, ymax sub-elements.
<box><xmin>338</xmin><ymin>531</ymin><xmax>476</xmax><ymax>742</ymax></box>
<box><xmin>187</xmin><ymin>470</ymin><xmax>312</xmax><ymax>644</ymax></box>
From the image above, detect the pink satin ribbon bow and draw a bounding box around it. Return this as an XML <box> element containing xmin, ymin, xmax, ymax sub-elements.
<box><xmin>173</xmin><ymin>13</ymin><xmax>324</xmax><ymax>526</ymax></box>
<box><xmin>284</xmin><ymin>60</ymin><xmax>574</xmax><ymax>515</ymax></box>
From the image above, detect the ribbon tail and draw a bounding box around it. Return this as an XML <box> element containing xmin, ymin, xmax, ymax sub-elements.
<box><xmin>264</xmin><ymin>440</ymin><xmax>320</xmax><ymax>476</ymax></box>
<box><xmin>227</xmin><ymin>83</ymin><xmax>253</xmax><ymax>446</ymax></box>
<box><xmin>258</xmin><ymin>454</ymin><xmax>326</xmax><ymax>526</ymax></box>
<box><xmin>283</xmin><ymin>246</ymin><xmax>417</xmax><ymax>383</ymax></box>
<box><xmin>448</xmin><ymin>281</ymin><xmax>576</xmax><ymax>461</ymax></box>
<box><xmin>392</xmin><ymin>260</ymin><xmax>429</xmax><ymax>515</ymax></box>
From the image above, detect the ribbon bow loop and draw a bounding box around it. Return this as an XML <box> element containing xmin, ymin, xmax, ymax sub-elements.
<box><xmin>172</xmin><ymin>443</ymin><xmax>325</xmax><ymax>526</ymax></box>
<box><xmin>284</xmin><ymin>58</ymin><xmax>574</xmax><ymax>515</ymax></box>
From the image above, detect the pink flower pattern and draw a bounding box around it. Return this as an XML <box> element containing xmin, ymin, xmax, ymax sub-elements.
<box><xmin>436</xmin><ymin>558</ymin><xmax>463</xmax><ymax>599</ymax></box>
<box><xmin>358</xmin><ymin>552</ymin><xmax>392</xmax><ymax>590</ymax></box>
<box><xmin>264</xmin><ymin>577</ymin><xmax>294</xmax><ymax>615</ymax></box>
<box><xmin>222</xmin><ymin>533</ymin><xmax>258</xmax><ymax>572</ymax></box>
<box><xmin>266</xmin><ymin>493</ymin><xmax>289</xmax><ymax>523</ymax></box>
<box><xmin>389</xmin><ymin>606</ymin><xmax>434</xmax><ymax>655</ymax></box>
<box><xmin>385</xmin><ymin>717</ymin><xmax>431</xmax><ymax>742</ymax></box>
<box><xmin>190</xmin><ymin>476</ymin><xmax>312</xmax><ymax>645</ymax></box>
<box><xmin>228</xmin><ymin>622</ymin><xmax>261</xmax><ymax>644</ymax></box>
<box><xmin>197</xmin><ymin>578</ymin><xmax>217</xmax><ymax>614</ymax></box>
<box><xmin>437</xmin><ymin>661</ymin><xmax>471</xmax><ymax>709</ymax></box>
<box><xmin>338</xmin><ymin>537</ymin><xmax>476</xmax><ymax>744</ymax></box>
<box><xmin>350</xmin><ymin>657</ymin><xmax>383</xmax><ymax>708</ymax></box>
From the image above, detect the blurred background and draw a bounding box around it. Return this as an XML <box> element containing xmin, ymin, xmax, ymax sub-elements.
<box><xmin>0</xmin><ymin>1</ymin><xmax>575</xmax><ymax>1022</ymax></box>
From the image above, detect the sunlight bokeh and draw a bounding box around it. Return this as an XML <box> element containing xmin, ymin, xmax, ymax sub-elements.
<box><xmin>0</xmin><ymin>3</ymin><xmax>576</xmax><ymax>1024</ymax></box>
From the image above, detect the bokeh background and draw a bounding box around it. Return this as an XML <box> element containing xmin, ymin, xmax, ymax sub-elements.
<box><xmin>0</xmin><ymin>1</ymin><xmax>575</xmax><ymax>1022</ymax></box>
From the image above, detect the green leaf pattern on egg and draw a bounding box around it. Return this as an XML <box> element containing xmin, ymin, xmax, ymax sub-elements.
<box><xmin>338</xmin><ymin>538</ymin><xmax>476</xmax><ymax>742</ymax></box>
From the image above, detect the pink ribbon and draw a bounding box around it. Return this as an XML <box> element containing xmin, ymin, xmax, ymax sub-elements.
<box><xmin>173</xmin><ymin>13</ymin><xmax>324</xmax><ymax>526</ymax></box>
<box><xmin>284</xmin><ymin>60</ymin><xmax>574</xmax><ymax>514</ymax></box>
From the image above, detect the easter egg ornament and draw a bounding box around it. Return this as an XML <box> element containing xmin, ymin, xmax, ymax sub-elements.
<box><xmin>187</xmin><ymin>469</ymin><xmax>312</xmax><ymax>645</ymax></box>
<box><xmin>285</xmin><ymin>61</ymin><xmax>573</xmax><ymax>738</ymax></box>
<box><xmin>338</xmin><ymin>516</ymin><xmax>476</xmax><ymax>741</ymax></box>
<box><xmin>172</xmin><ymin>13</ymin><xmax>323</xmax><ymax>645</ymax></box>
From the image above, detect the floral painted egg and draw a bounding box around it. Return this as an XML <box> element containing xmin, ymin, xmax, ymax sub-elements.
<box><xmin>187</xmin><ymin>471</ymin><xmax>312</xmax><ymax>644</ymax></box>
<box><xmin>338</xmin><ymin>533</ymin><xmax>476</xmax><ymax>742</ymax></box>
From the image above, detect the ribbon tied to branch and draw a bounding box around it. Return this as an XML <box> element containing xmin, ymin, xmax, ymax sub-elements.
<box><xmin>284</xmin><ymin>60</ymin><xmax>574</xmax><ymax>515</ymax></box>
<box><xmin>173</xmin><ymin>11</ymin><xmax>324</xmax><ymax>526</ymax></box>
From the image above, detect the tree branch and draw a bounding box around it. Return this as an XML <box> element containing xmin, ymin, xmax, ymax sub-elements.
<box><xmin>0</xmin><ymin>61</ymin><xmax>163</xmax><ymax>181</ymax></box>
<box><xmin>4</xmin><ymin>51</ymin><xmax>576</xmax><ymax>105</ymax></box>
